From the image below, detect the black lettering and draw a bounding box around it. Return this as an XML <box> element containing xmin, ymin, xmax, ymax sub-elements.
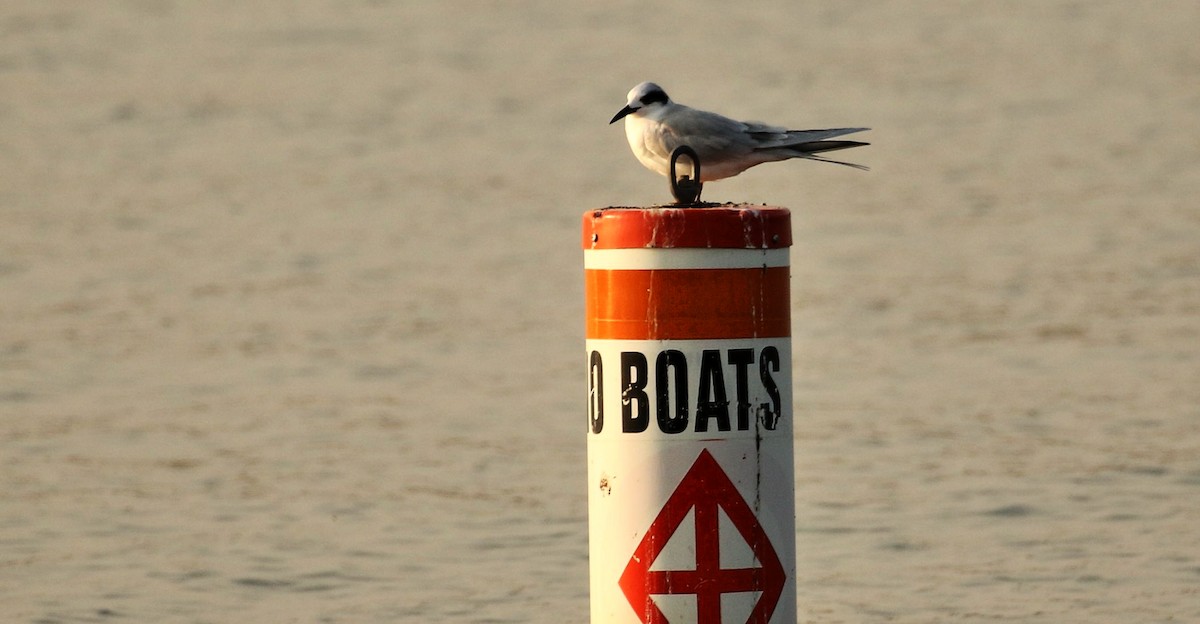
<box><xmin>588</xmin><ymin>350</ymin><xmax>604</xmax><ymax>433</ymax></box>
<box><xmin>621</xmin><ymin>352</ymin><xmax>649</xmax><ymax>433</ymax></box>
<box><xmin>696</xmin><ymin>349</ymin><xmax>731</xmax><ymax>432</ymax></box>
<box><xmin>758</xmin><ymin>346</ymin><xmax>782</xmax><ymax>430</ymax></box>
<box><xmin>727</xmin><ymin>348</ymin><xmax>754</xmax><ymax>431</ymax></box>
<box><xmin>655</xmin><ymin>350</ymin><xmax>688</xmax><ymax>434</ymax></box>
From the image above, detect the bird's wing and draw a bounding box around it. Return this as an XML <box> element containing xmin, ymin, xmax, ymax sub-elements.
<box><xmin>653</xmin><ymin>105</ymin><xmax>759</xmax><ymax>161</ymax></box>
<box><xmin>745</xmin><ymin>124</ymin><xmax>870</xmax><ymax>150</ymax></box>
<box><xmin>650</xmin><ymin>105</ymin><xmax>870</xmax><ymax>171</ymax></box>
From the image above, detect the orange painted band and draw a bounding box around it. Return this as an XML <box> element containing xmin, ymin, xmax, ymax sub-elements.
<box><xmin>585</xmin><ymin>267</ymin><xmax>791</xmax><ymax>340</ymax></box>
<box><xmin>583</xmin><ymin>206</ymin><xmax>792</xmax><ymax>250</ymax></box>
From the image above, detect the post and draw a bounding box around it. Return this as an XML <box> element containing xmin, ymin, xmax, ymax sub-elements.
<box><xmin>584</xmin><ymin>205</ymin><xmax>796</xmax><ymax>624</ymax></box>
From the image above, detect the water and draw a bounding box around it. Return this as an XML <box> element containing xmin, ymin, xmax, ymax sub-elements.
<box><xmin>2</xmin><ymin>2</ymin><xmax>1199</xmax><ymax>622</ymax></box>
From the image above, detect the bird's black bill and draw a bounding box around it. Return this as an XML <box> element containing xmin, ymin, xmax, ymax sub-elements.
<box><xmin>609</xmin><ymin>105</ymin><xmax>636</xmax><ymax>124</ymax></box>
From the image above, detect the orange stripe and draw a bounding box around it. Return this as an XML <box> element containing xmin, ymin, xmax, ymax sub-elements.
<box><xmin>585</xmin><ymin>267</ymin><xmax>791</xmax><ymax>340</ymax></box>
<box><xmin>583</xmin><ymin>206</ymin><xmax>792</xmax><ymax>250</ymax></box>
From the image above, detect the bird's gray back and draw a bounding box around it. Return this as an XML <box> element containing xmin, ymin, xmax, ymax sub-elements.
<box><xmin>654</xmin><ymin>104</ymin><xmax>759</xmax><ymax>162</ymax></box>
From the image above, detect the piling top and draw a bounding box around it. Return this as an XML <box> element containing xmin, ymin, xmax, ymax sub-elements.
<box><xmin>582</xmin><ymin>205</ymin><xmax>792</xmax><ymax>250</ymax></box>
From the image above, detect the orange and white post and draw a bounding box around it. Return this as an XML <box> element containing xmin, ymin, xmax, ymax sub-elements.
<box><xmin>584</xmin><ymin>206</ymin><xmax>796</xmax><ymax>624</ymax></box>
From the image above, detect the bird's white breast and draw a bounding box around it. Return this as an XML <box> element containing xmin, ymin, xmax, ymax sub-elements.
<box><xmin>623</xmin><ymin>115</ymin><xmax>671</xmax><ymax>177</ymax></box>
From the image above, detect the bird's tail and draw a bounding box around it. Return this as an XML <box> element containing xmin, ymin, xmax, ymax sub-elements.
<box><xmin>785</xmin><ymin>139</ymin><xmax>871</xmax><ymax>170</ymax></box>
<box><xmin>751</xmin><ymin>127</ymin><xmax>871</xmax><ymax>170</ymax></box>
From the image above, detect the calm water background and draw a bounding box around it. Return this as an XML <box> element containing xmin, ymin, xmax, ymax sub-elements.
<box><xmin>3</xmin><ymin>2</ymin><xmax>1199</xmax><ymax>622</ymax></box>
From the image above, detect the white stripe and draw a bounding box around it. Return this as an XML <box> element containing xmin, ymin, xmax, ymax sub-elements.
<box><xmin>584</xmin><ymin>247</ymin><xmax>789</xmax><ymax>270</ymax></box>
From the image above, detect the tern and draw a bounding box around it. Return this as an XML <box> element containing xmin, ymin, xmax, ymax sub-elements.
<box><xmin>610</xmin><ymin>81</ymin><xmax>869</xmax><ymax>185</ymax></box>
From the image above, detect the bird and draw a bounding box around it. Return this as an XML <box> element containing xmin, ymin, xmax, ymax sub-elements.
<box><xmin>609</xmin><ymin>81</ymin><xmax>869</xmax><ymax>184</ymax></box>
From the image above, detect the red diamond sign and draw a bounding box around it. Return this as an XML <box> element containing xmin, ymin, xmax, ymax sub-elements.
<box><xmin>619</xmin><ymin>449</ymin><xmax>786</xmax><ymax>624</ymax></box>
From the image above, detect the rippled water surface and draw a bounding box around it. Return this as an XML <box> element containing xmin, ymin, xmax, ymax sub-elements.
<box><xmin>2</xmin><ymin>2</ymin><xmax>1199</xmax><ymax>622</ymax></box>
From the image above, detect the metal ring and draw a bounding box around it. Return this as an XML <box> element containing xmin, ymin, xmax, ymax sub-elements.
<box><xmin>669</xmin><ymin>146</ymin><xmax>703</xmax><ymax>205</ymax></box>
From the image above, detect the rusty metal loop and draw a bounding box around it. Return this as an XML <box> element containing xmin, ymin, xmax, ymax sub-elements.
<box><xmin>669</xmin><ymin>145</ymin><xmax>703</xmax><ymax>205</ymax></box>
